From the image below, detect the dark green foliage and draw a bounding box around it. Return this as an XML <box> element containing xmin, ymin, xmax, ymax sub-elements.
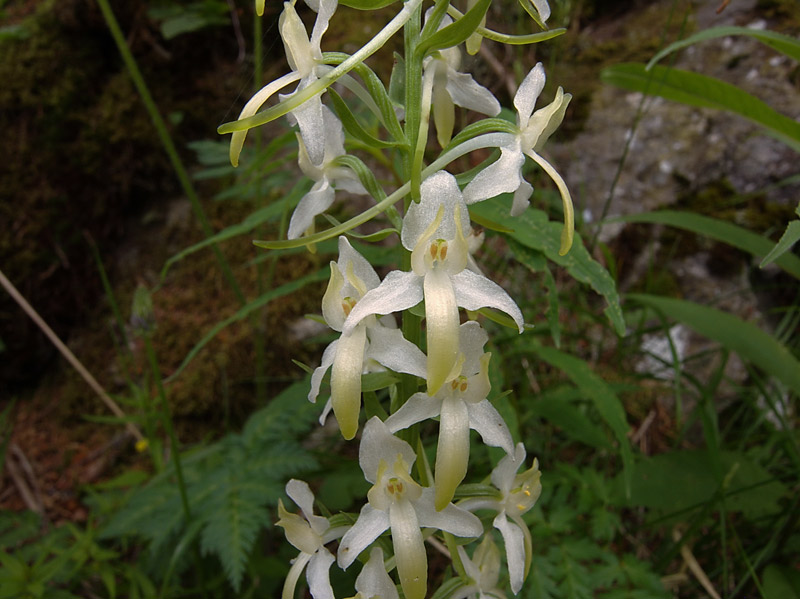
<box><xmin>99</xmin><ymin>380</ymin><xmax>320</xmax><ymax>592</ymax></box>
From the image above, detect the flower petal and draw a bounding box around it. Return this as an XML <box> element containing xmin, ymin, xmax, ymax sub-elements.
<box><xmin>355</xmin><ymin>547</ymin><xmax>399</xmax><ymax>599</ymax></box>
<box><xmin>338</xmin><ymin>504</ymin><xmax>390</xmax><ymax>569</ymax></box>
<box><xmin>309</xmin><ymin>339</ymin><xmax>338</xmax><ymax>403</ymax></box>
<box><xmin>445</xmin><ymin>67</ymin><xmax>501</xmax><ymax>116</ymax></box>
<box><xmin>367</xmin><ymin>327</ymin><xmax>428</xmax><ymax>380</ymax></box>
<box><xmin>289</xmin><ymin>90</ymin><xmax>326</xmax><ymax>166</ymax></box>
<box><xmin>288</xmin><ymin>178</ymin><xmax>335</xmax><ymax>240</ymax></box>
<box><xmin>286</xmin><ymin>480</ymin><xmax>329</xmax><ymax>536</ymax></box>
<box><xmin>491</xmin><ymin>443</ymin><xmax>526</xmax><ymax>494</ymax></box>
<box><xmin>424</xmin><ymin>268</ymin><xmax>460</xmax><ymax>395</ymax></box>
<box><xmin>462</xmin><ymin>144</ymin><xmax>524</xmax><ymax>205</ymax></box>
<box><xmin>390</xmin><ymin>499</ymin><xmax>427</xmax><ymax>599</ymax></box>
<box><xmin>308</xmin><ymin>0</ymin><xmax>338</xmax><ymax>56</ymax></box>
<box><xmin>432</xmin><ymin>61</ymin><xmax>456</xmax><ymax>148</ymax></box>
<box><xmin>435</xmin><ymin>395</ymin><xmax>470</xmax><ymax>510</ymax></box>
<box><xmin>466</xmin><ymin>400</ymin><xmax>514</xmax><ymax>455</ymax></box>
<box><xmin>359</xmin><ymin>417</ymin><xmax>417</xmax><ymax>484</ymax></box>
<box><xmin>307</xmin><ymin>548</ymin><xmax>336</xmax><ymax>599</ymax></box>
<box><xmin>493</xmin><ymin>513</ymin><xmax>525</xmax><ymax>594</ymax></box>
<box><xmin>343</xmin><ymin>271</ymin><xmax>423</xmax><ymax>335</ymax></box>
<box><xmin>525</xmin><ymin>149</ymin><xmax>574</xmax><ymax>255</ymax></box>
<box><xmin>338</xmin><ymin>236</ymin><xmax>381</xmax><ymax>292</ymax></box>
<box><xmin>331</xmin><ymin>324</ymin><xmax>367</xmax><ymax>440</ymax></box>
<box><xmin>415</xmin><ymin>487</ymin><xmax>483</xmax><ymax>538</ymax></box>
<box><xmin>511</xmin><ymin>179</ymin><xmax>533</xmax><ymax>217</ymax></box>
<box><xmin>282</xmin><ymin>551</ymin><xmax>314</xmax><ymax>599</ymax></box>
<box><xmin>280</xmin><ymin>1</ymin><xmax>315</xmax><ymax>74</ymax></box>
<box><xmin>457</xmin><ymin>321</ymin><xmax>489</xmax><ymax>376</ymax></box>
<box><xmin>514</xmin><ymin>63</ymin><xmax>545</xmax><ymax>130</ymax></box>
<box><xmin>452</xmin><ymin>270</ymin><xmax>525</xmax><ymax>332</ymax></box>
<box><xmin>402</xmin><ymin>171</ymin><xmax>470</xmax><ymax>252</ymax></box>
<box><xmin>384</xmin><ymin>392</ymin><xmax>442</xmax><ymax>433</ymax></box>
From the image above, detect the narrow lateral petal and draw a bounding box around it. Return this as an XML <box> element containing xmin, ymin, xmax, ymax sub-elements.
<box><xmin>338</xmin><ymin>504</ymin><xmax>390</xmax><ymax>569</ymax></box>
<box><xmin>390</xmin><ymin>499</ymin><xmax>427</xmax><ymax>599</ymax></box>
<box><xmin>309</xmin><ymin>340</ymin><xmax>338</xmax><ymax>403</ymax></box>
<box><xmin>466</xmin><ymin>400</ymin><xmax>514</xmax><ymax>455</ymax></box>
<box><xmin>384</xmin><ymin>392</ymin><xmax>442</xmax><ymax>433</ymax></box>
<box><xmin>343</xmin><ymin>271</ymin><xmax>423</xmax><ymax>335</ymax></box>
<box><xmin>514</xmin><ymin>63</ymin><xmax>545</xmax><ymax>129</ymax></box>
<box><xmin>306</xmin><ymin>549</ymin><xmax>336</xmax><ymax>599</ymax></box>
<box><xmin>282</xmin><ymin>552</ymin><xmax>314</xmax><ymax>599</ymax></box>
<box><xmin>435</xmin><ymin>395</ymin><xmax>470</xmax><ymax>510</ymax></box>
<box><xmin>331</xmin><ymin>324</ymin><xmax>367</xmax><ymax>440</ymax></box>
<box><xmin>452</xmin><ymin>270</ymin><xmax>525</xmax><ymax>332</ymax></box>
<box><xmin>288</xmin><ymin>178</ymin><xmax>335</xmax><ymax>240</ymax></box>
<box><xmin>493</xmin><ymin>513</ymin><xmax>526</xmax><ymax>594</ymax></box>
<box><xmin>415</xmin><ymin>488</ymin><xmax>483</xmax><ymax>537</ymax></box>
<box><xmin>424</xmin><ymin>268</ymin><xmax>460</xmax><ymax>395</ymax></box>
<box><xmin>462</xmin><ymin>144</ymin><xmax>524</xmax><ymax>205</ymax></box>
<box><xmin>445</xmin><ymin>68</ymin><xmax>501</xmax><ymax>116</ymax></box>
<box><xmin>367</xmin><ymin>326</ymin><xmax>427</xmax><ymax>379</ymax></box>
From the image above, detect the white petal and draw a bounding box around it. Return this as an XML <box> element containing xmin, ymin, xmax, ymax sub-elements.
<box><xmin>283</xmin><ymin>552</ymin><xmax>313</xmax><ymax>599</ymax></box>
<box><xmin>343</xmin><ymin>271</ymin><xmax>423</xmax><ymax>335</ymax></box>
<box><xmin>525</xmin><ymin>149</ymin><xmax>574</xmax><ymax>255</ymax></box>
<box><xmin>359</xmin><ymin>417</ymin><xmax>417</xmax><ymax>484</ymax></box>
<box><xmin>367</xmin><ymin>326</ymin><xmax>428</xmax><ymax>379</ymax></box>
<box><xmin>321</xmin><ymin>262</ymin><xmax>346</xmax><ymax>331</ymax></box>
<box><xmin>514</xmin><ymin>63</ymin><xmax>545</xmax><ymax>130</ymax></box>
<box><xmin>424</xmin><ymin>268</ymin><xmax>460</xmax><ymax>395</ymax></box>
<box><xmin>493</xmin><ymin>513</ymin><xmax>525</xmax><ymax>594</ymax></box>
<box><xmin>529</xmin><ymin>0</ymin><xmax>550</xmax><ymax>23</ymax></box>
<box><xmin>338</xmin><ymin>236</ymin><xmax>381</xmax><ymax>292</ymax></box>
<box><xmin>527</xmin><ymin>88</ymin><xmax>571</xmax><ymax>152</ymax></box>
<box><xmin>445</xmin><ymin>68</ymin><xmax>501</xmax><ymax>116</ymax></box>
<box><xmin>338</xmin><ymin>504</ymin><xmax>390</xmax><ymax>569</ymax></box>
<box><xmin>308</xmin><ymin>0</ymin><xmax>337</xmax><ymax>55</ymax></box>
<box><xmin>355</xmin><ymin>547</ymin><xmax>399</xmax><ymax>599</ymax></box>
<box><xmin>288</xmin><ymin>178</ymin><xmax>335</xmax><ymax>240</ymax></box>
<box><xmin>435</xmin><ymin>395</ymin><xmax>470</xmax><ymax>511</ymax></box>
<box><xmin>415</xmin><ymin>488</ymin><xmax>482</xmax><ymax>538</ymax></box>
<box><xmin>309</xmin><ymin>340</ymin><xmax>338</xmax><ymax>403</ymax></box>
<box><xmin>452</xmin><ymin>270</ymin><xmax>525</xmax><ymax>332</ymax></box>
<box><xmin>291</xmin><ymin>90</ymin><xmax>326</xmax><ymax>166</ymax></box>
<box><xmin>402</xmin><ymin>171</ymin><xmax>470</xmax><ymax>251</ymax></box>
<box><xmin>307</xmin><ymin>548</ymin><xmax>336</xmax><ymax>599</ymax></box>
<box><xmin>457</xmin><ymin>321</ymin><xmax>489</xmax><ymax>376</ymax></box>
<box><xmin>491</xmin><ymin>443</ymin><xmax>526</xmax><ymax>495</ymax></box>
<box><xmin>331</xmin><ymin>324</ymin><xmax>367</xmax><ymax>440</ymax></box>
<box><xmin>466</xmin><ymin>400</ymin><xmax>514</xmax><ymax>455</ymax></box>
<box><xmin>280</xmin><ymin>1</ymin><xmax>314</xmax><ymax>75</ymax></box>
<box><xmin>433</xmin><ymin>61</ymin><xmax>456</xmax><ymax>148</ymax></box>
<box><xmin>510</xmin><ymin>179</ymin><xmax>533</xmax><ymax>217</ymax></box>
<box><xmin>462</xmin><ymin>143</ymin><xmax>524</xmax><ymax>205</ymax></box>
<box><xmin>286</xmin><ymin>480</ymin><xmax>328</xmax><ymax>535</ymax></box>
<box><xmin>390</xmin><ymin>499</ymin><xmax>427</xmax><ymax>599</ymax></box>
<box><xmin>384</xmin><ymin>392</ymin><xmax>442</xmax><ymax>434</ymax></box>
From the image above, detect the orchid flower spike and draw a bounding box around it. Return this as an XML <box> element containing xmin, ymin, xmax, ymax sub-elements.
<box><xmin>338</xmin><ymin>417</ymin><xmax>483</xmax><ymax>599</ymax></box>
<box><xmin>229</xmin><ymin>0</ymin><xmax>337</xmax><ymax>166</ymax></box>
<box><xmin>342</xmin><ymin>171</ymin><xmax>524</xmax><ymax>395</ymax></box>
<box><xmin>423</xmin><ymin>13</ymin><xmax>500</xmax><ymax>147</ymax></box>
<box><xmin>277</xmin><ymin>479</ymin><xmax>346</xmax><ymax>599</ymax></box>
<box><xmin>311</xmin><ymin>237</ymin><xmax>425</xmax><ymax>439</ymax></box>
<box><xmin>462</xmin><ymin>62</ymin><xmax>574</xmax><ymax>255</ymax></box>
<box><xmin>459</xmin><ymin>444</ymin><xmax>542</xmax><ymax>594</ymax></box>
<box><xmin>384</xmin><ymin>322</ymin><xmax>514</xmax><ymax>510</ymax></box>
<box><xmin>288</xmin><ymin>105</ymin><xmax>367</xmax><ymax>240</ymax></box>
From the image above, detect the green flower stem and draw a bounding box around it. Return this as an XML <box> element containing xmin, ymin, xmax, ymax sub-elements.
<box><xmin>94</xmin><ymin>0</ymin><xmax>246</xmax><ymax>307</ymax></box>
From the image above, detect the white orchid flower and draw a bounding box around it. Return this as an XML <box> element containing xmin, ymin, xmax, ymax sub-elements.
<box><xmin>462</xmin><ymin>62</ymin><xmax>574</xmax><ymax>254</ymax></box>
<box><xmin>288</xmin><ymin>106</ymin><xmax>367</xmax><ymax>239</ymax></box>
<box><xmin>354</xmin><ymin>547</ymin><xmax>399</xmax><ymax>599</ymax></box>
<box><xmin>452</xmin><ymin>535</ymin><xmax>505</xmax><ymax>599</ymax></box>
<box><xmin>337</xmin><ymin>417</ymin><xmax>483</xmax><ymax>599</ymax></box>
<box><xmin>310</xmin><ymin>237</ymin><xmax>426</xmax><ymax>440</ymax></box>
<box><xmin>276</xmin><ymin>479</ymin><xmax>347</xmax><ymax>599</ymax></box>
<box><xmin>459</xmin><ymin>444</ymin><xmax>541</xmax><ymax>594</ymax></box>
<box><xmin>423</xmin><ymin>14</ymin><xmax>500</xmax><ymax>147</ymax></box>
<box><xmin>384</xmin><ymin>322</ymin><xmax>513</xmax><ymax>510</ymax></box>
<box><xmin>230</xmin><ymin>0</ymin><xmax>337</xmax><ymax>166</ymax></box>
<box><xmin>342</xmin><ymin>171</ymin><xmax>524</xmax><ymax>395</ymax></box>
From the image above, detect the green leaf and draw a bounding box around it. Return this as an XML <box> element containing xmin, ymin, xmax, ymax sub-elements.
<box><xmin>601</xmin><ymin>63</ymin><xmax>800</xmax><ymax>152</ymax></box>
<box><xmin>165</xmin><ymin>269</ymin><xmax>329</xmax><ymax>383</ymax></box>
<box><xmin>471</xmin><ymin>196</ymin><xmax>625</xmax><ymax>335</ymax></box>
<box><xmin>614</xmin><ymin>210</ymin><xmax>800</xmax><ymax>280</ymax></box>
<box><xmin>627</xmin><ymin>294</ymin><xmax>800</xmax><ymax>397</ymax></box>
<box><xmin>338</xmin><ymin>0</ymin><xmax>398</xmax><ymax>9</ymax></box>
<box><xmin>527</xmin><ymin>344</ymin><xmax>633</xmax><ymax>497</ymax></box>
<box><xmin>507</xmin><ymin>240</ymin><xmax>561</xmax><ymax>347</ymax></box>
<box><xmin>647</xmin><ymin>26</ymin><xmax>800</xmax><ymax>68</ymax></box>
<box><xmin>761</xmin><ymin>219</ymin><xmax>800</xmax><ymax>269</ymax></box>
<box><xmin>417</xmin><ymin>0</ymin><xmax>491</xmax><ymax>57</ymax></box>
<box><xmin>763</xmin><ymin>564</ymin><xmax>800</xmax><ymax>599</ymax></box>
